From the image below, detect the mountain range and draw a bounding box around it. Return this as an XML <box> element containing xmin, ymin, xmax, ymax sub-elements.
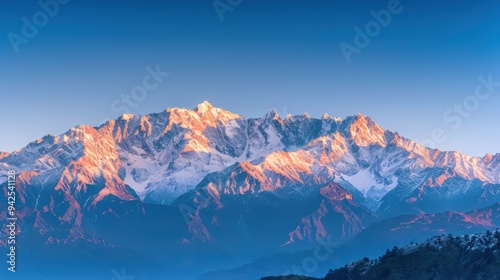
<box><xmin>1</xmin><ymin>101</ymin><xmax>499</xmax><ymax>279</ymax></box>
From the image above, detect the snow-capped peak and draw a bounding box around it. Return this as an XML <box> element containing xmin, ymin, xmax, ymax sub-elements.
<box><xmin>342</xmin><ymin>113</ymin><xmax>386</xmax><ymax>147</ymax></box>
<box><xmin>121</xmin><ymin>113</ymin><xmax>135</xmax><ymax>121</ymax></box>
<box><xmin>0</xmin><ymin>151</ymin><xmax>9</xmax><ymax>160</ymax></box>
<box><xmin>194</xmin><ymin>100</ymin><xmax>215</xmax><ymax>114</ymax></box>
<box><xmin>263</xmin><ymin>109</ymin><xmax>281</xmax><ymax>122</ymax></box>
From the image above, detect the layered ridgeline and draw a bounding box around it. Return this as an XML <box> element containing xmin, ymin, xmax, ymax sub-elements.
<box><xmin>262</xmin><ymin>230</ymin><xmax>500</xmax><ymax>280</ymax></box>
<box><xmin>199</xmin><ymin>203</ymin><xmax>500</xmax><ymax>280</ymax></box>
<box><xmin>0</xmin><ymin>101</ymin><xmax>499</xmax><ymax>279</ymax></box>
<box><xmin>2</xmin><ymin>101</ymin><xmax>499</xmax><ymax>210</ymax></box>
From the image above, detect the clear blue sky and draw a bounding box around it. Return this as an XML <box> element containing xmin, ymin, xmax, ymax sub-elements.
<box><xmin>1</xmin><ymin>0</ymin><xmax>499</xmax><ymax>156</ymax></box>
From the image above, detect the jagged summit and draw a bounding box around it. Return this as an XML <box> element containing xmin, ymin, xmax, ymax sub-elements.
<box><xmin>346</xmin><ymin>112</ymin><xmax>374</xmax><ymax>123</ymax></box>
<box><xmin>121</xmin><ymin>113</ymin><xmax>135</xmax><ymax>120</ymax></box>
<box><xmin>263</xmin><ymin>109</ymin><xmax>281</xmax><ymax>121</ymax></box>
<box><xmin>194</xmin><ymin>100</ymin><xmax>215</xmax><ymax>113</ymax></box>
<box><xmin>0</xmin><ymin>151</ymin><xmax>9</xmax><ymax>160</ymax></box>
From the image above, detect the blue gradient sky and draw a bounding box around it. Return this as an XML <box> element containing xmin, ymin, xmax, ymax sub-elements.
<box><xmin>1</xmin><ymin>0</ymin><xmax>499</xmax><ymax>156</ymax></box>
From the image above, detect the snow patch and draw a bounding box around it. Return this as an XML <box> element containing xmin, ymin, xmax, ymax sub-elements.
<box><xmin>342</xmin><ymin>169</ymin><xmax>398</xmax><ymax>200</ymax></box>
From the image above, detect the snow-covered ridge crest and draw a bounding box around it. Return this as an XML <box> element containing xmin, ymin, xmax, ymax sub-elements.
<box><xmin>1</xmin><ymin>101</ymin><xmax>499</xmax><ymax>209</ymax></box>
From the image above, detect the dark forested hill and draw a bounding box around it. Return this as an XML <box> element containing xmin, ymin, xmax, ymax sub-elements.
<box><xmin>262</xmin><ymin>230</ymin><xmax>500</xmax><ymax>280</ymax></box>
